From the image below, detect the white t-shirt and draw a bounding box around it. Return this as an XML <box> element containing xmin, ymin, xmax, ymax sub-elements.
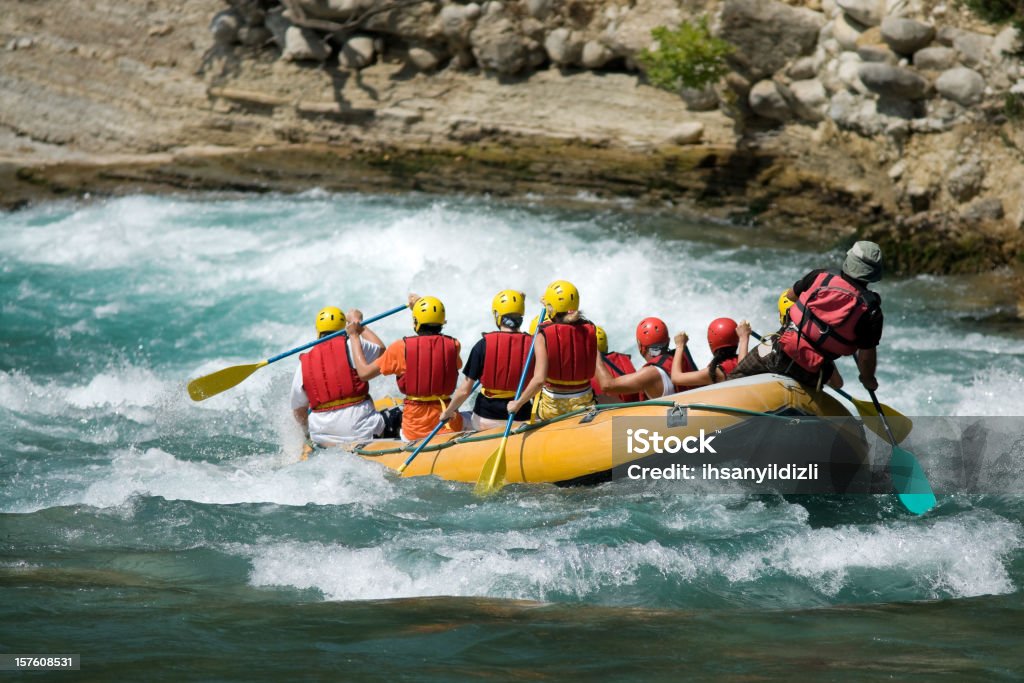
<box><xmin>645</xmin><ymin>363</ymin><xmax>675</xmax><ymax>399</ymax></box>
<box><xmin>291</xmin><ymin>339</ymin><xmax>384</xmax><ymax>444</ymax></box>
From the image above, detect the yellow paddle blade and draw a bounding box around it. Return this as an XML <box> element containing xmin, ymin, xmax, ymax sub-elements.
<box><xmin>474</xmin><ymin>438</ymin><xmax>509</xmax><ymax>497</ymax></box>
<box><xmin>849</xmin><ymin>396</ymin><xmax>913</xmax><ymax>443</ymax></box>
<box><xmin>187</xmin><ymin>360</ymin><xmax>268</xmax><ymax>401</ymax></box>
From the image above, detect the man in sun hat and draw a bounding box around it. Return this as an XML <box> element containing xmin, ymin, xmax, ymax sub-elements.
<box><xmin>729</xmin><ymin>241</ymin><xmax>885</xmax><ymax>392</ymax></box>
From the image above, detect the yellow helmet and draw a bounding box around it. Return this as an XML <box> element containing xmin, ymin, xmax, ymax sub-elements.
<box><xmin>411</xmin><ymin>296</ymin><xmax>446</xmax><ymax>332</ymax></box>
<box><xmin>778</xmin><ymin>290</ymin><xmax>795</xmax><ymax>325</ymax></box>
<box><xmin>492</xmin><ymin>289</ymin><xmax>526</xmax><ymax>328</ymax></box>
<box><xmin>595</xmin><ymin>325</ymin><xmax>608</xmax><ymax>353</ymax></box>
<box><xmin>528</xmin><ymin>310</ymin><xmax>551</xmax><ymax>335</ymax></box>
<box><xmin>542</xmin><ymin>280</ymin><xmax>580</xmax><ymax>314</ymax></box>
<box><xmin>315</xmin><ymin>306</ymin><xmax>346</xmax><ymax>335</ymax></box>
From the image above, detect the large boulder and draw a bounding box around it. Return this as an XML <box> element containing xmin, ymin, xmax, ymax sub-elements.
<box><xmin>718</xmin><ymin>0</ymin><xmax>826</xmax><ymax>81</ymax></box>
<box><xmin>407</xmin><ymin>45</ymin><xmax>444</xmax><ymax>71</ymax></box>
<box><xmin>338</xmin><ymin>35</ymin><xmax>375</xmax><ymax>69</ymax></box>
<box><xmin>858</xmin><ymin>63</ymin><xmax>929</xmax><ymax>99</ymax></box>
<box><xmin>939</xmin><ymin>27</ymin><xmax>994</xmax><ymax>68</ymax></box>
<box><xmin>832</xmin><ymin>13</ymin><xmax>866</xmax><ymax>51</ymax></box>
<box><xmin>294</xmin><ymin>0</ymin><xmax>374</xmax><ymax>22</ymax></box>
<box><xmin>935</xmin><ymin>67</ymin><xmax>985</xmax><ymax>105</ymax></box>
<box><xmin>580</xmin><ymin>40</ymin><xmax>614</xmax><ymax>68</ymax></box>
<box><xmin>440</xmin><ymin>3</ymin><xmax>481</xmax><ymax>47</ymax></box>
<box><xmin>210</xmin><ymin>9</ymin><xmax>241</xmax><ymax>46</ymax></box>
<box><xmin>880</xmin><ymin>17</ymin><xmax>935</xmax><ymax>55</ymax></box>
<box><xmin>470</xmin><ymin>15</ymin><xmax>530</xmax><ymax>74</ymax></box>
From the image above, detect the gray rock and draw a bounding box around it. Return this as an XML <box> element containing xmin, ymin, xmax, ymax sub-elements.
<box><xmin>526</xmin><ymin>0</ymin><xmax>552</xmax><ymax>19</ymax></box>
<box><xmin>681</xmin><ymin>86</ymin><xmax>719</xmax><ymax>111</ymax></box>
<box><xmin>832</xmin><ymin>13</ymin><xmax>866</xmax><ymax>51</ymax></box>
<box><xmin>603</xmin><ymin>0</ymin><xmax>686</xmax><ymax>57</ymax></box>
<box><xmin>828</xmin><ymin>90</ymin><xmax>883</xmax><ymax>133</ymax></box>
<box><xmin>838</xmin><ymin>52</ymin><xmax>869</xmax><ymax>93</ymax></box>
<box><xmin>946</xmin><ymin>28</ymin><xmax>995</xmax><ymax>68</ymax></box>
<box><xmin>669</xmin><ymin>122</ymin><xmax>705</xmax><ymax>144</ymax></box>
<box><xmin>470</xmin><ymin>16</ymin><xmax>529</xmax><ymax>74</ymax></box>
<box><xmin>440</xmin><ymin>3</ymin><xmax>480</xmax><ymax>46</ymax></box>
<box><xmin>264</xmin><ymin>9</ymin><xmax>290</xmax><ymax>49</ymax></box>
<box><xmin>210</xmin><ymin>10</ymin><xmax>241</xmax><ymax>46</ymax></box>
<box><xmin>339</xmin><ymin>35</ymin><xmax>375</xmax><ymax>69</ymax></box>
<box><xmin>991</xmin><ymin>26</ymin><xmax>1022</xmax><ymax>58</ymax></box>
<box><xmin>282</xmin><ymin>26</ymin><xmax>329</xmax><ymax>62</ymax></box>
<box><xmin>947</xmin><ymin>160</ymin><xmax>984</xmax><ymax>202</ymax></box>
<box><xmin>961</xmin><ymin>197</ymin><xmax>1004</xmax><ymax>222</ymax></box>
<box><xmin>718</xmin><ymin>0</ymin><xmax>826</xmax><ymax>81</ymax></box>
<box><xmin>407</xmin><ymin>46</ymin><xmax>442</xmax><ymax>71</ymax></box>
<box><xmin>789</xmin><ymin>78</ymin><xmax>828</xmax><ymax>120</ymax></box>
<box><xmin>935</xmin><ymin>67</ymin><xmax>984</xmax><ymax>105</ymax></box>
<box><xmin>880</xmin><ymin>17</ymin><xmax>935</xmax><ymax>55</ymax></box>
<box><xmin>581</xmin><ymin>40</ymin><xmax>614</xmax><ymax>69</ymax></box>
<box><xmin>836</xmin><ymin>0</ymin><xmax>884</xmax><ymax>26</ymax></box>
<box><xmin>787</xmin><ymin>56</ymin><xmax>818</xmax><ymax>80</ymax></box>
<box><xmin>238</xmin><ymin>26</ymin><xmax>272</xmax><ymax>47</ymax></box>
<box><xmin>858</xmin><ymin>63</ymin><xmax>929</xmax><ymax>99</ymax></box>
<box><xmin>749</xmin><ymin>79</ymin><xmax>793</xmax><ymax>121</ymax></box>
<box><xmin>544</xmin><ymin>28</ymin><xmax>581</xmax><ymax>66</ymax></box>
<box><xmin>858</xmin><ymin>44</ymin><xmax>897</xmax><ymax>63</ymax></box>
<box><xmin>913</xmin><ymin>46</ymin><xmax>957</xmax><ymax>70</ymax></box>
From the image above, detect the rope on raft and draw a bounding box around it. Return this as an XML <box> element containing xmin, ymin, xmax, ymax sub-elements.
<box><xmin>349</xmin><ymin>398</ymin><xmax>799</xmax><ymax>457</ymax></box>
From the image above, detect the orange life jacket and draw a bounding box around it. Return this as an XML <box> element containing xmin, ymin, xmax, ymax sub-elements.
<box><xmin>541</xmin><ymin>321</ymin><xmax>597</xmax><ymax>391</ymax></box>
<box><xmin>299</xmin><ymin>336</ymin><xmax>370</xmax><ymax>411</ymax></box>
<box><xmin>397</xmin><ymin>334</ymin><xmax>459</xmax><ymax>402</ymax></box>
<box><xmin>479</xmin><ymin>331</ymin><xmax>534</xmax><ymax>399</ymax></box>
<box><xmin>779</xmin><ymin>271</ymin><xmax>871</xmax><ymax>372</ymax></box>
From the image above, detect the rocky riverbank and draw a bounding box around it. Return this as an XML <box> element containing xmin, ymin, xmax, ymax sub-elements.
<box><xmin>1</xmin><ymin>0</ymin><xmax>1023</xmax><ymax>290</ymax></box>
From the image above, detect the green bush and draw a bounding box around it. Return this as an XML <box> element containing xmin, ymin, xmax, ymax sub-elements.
<box><xmin>959</xmin><ymin>0</ymin><xmax>1024</xmax><ymax>30</ymax></box>
<box><xmin>637</xmin><ymin>18</ymin><xmax>734</xmax><ymax>92</ymax></box>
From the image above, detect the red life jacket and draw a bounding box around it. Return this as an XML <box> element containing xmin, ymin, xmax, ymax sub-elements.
<box><xmin>779</xmin><ymin>271</ymin><xmax>871</xmax><ymax>372</ymax></box>
<box><xmin>591</xmin><ymin>352</ymin><xmax>643</xmax><ymax>403</ymax></box>
<box><xmin>541</xmin><ymin>321</ymin><xmax>597</xmax><ymax>391</ymax></box>
<box><xmin>644</xmin><ymin>350</ymin><xmax>693</xmax><ymax>395</ymax></box>
<box><xmin>480</xmin><ymin>331</ymin><xmax>534</xmax><ymax>398</ymax></box>
<box><xmin>397</xmin><ymin>334</ymin><xmax>459</xmax><ymax>401</ymax></box>
<box><xmin>709</xmin><ymin>354</ymin><xmax>739</xmax><ymax>382</ymax></box>
<box><xmin>299</xmin><ymin>336</ymin><xmax>370</xmax><ymax>412</ymax></box>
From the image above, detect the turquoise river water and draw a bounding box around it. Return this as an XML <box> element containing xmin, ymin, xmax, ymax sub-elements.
<box><xmin>2</xmin><ymin>193</ymin><xmax>1024</xmax><ymax>680</ymax></box>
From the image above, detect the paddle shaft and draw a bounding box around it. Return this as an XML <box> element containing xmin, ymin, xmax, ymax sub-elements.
<box><xmin>868</xmin><ymin>390</ymin><xmax>899</xmax><ymax>445</ymax></box>
<box><xmin>266</xmin><ymin>304</ymin><xmax>408</xmax><ymax>365</ymax></box>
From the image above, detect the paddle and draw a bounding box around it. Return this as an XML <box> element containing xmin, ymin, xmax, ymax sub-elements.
<box><xmin>397</xmin><ymin>418</ymin><xmax>449</xmax><ymax>474</ymax></box>
<box><xmin>396</xmin><ymin>381</ymin><xmax>480</xmax><ymax>474</ymax></box>
<box><xmin>187</xmin><ymin>304</ymin><xmax>407</xmax><ymax>401</ymax></box>
<box><xmin>474</xmin><ymin>306</ymin><xmax>545</xmax><ymax>496</ymax></box>
<box><xmin>749</xmin><ymin>331</ymin><xmax>912</xmax><ymax>443</ymax></box>
<box><xmin>870</xmin><ymin>389</ymin><xmax>936</xmax><ymax>515</ymax></box>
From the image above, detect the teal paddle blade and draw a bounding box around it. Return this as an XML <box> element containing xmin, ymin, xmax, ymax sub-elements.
<box><xmin>890</xmin><ymin>445</ymin><xmax>936</xmax><ymax>515</ymax></box>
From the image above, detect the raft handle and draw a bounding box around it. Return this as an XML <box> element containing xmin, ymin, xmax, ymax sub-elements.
<box><xmin>667</xmin><ymin>405</ymin><xmax>688</xmax><ymax>428</ymax></box>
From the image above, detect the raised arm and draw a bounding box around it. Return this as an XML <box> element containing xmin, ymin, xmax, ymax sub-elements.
<box><xmin>736</xmin><ymin>320</ymin><xmax>751</xmax><ymax>361</ymax></box>
<box><xmin>346</xmin><ymin>321</ymin><xmax>382</xmax><ymax>381</ymax></box>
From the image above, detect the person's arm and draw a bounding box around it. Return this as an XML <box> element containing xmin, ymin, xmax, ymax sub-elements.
<box><xmin>736</xmin><ymin>320</ymin><xmax>751</xmax><ymax>361</ymax></box>
<box><xmin>440</xmin><ymin>376</ymin><xmax>476</xmax><ymax>422</ymax></box>
<box><xmin>855</xmin><ymin>347</ymin><xmax>877</xmax><ymax>391</ymax></box>
<box><xmin>599</xmin><ymin>363</ymin><xmax>661</xmax><ymax>395</ymax></box>
<box><xmin>347</xmin><ymin>321</ymin><xmax>382</xmax><ymax>381</ymax></box>
<box><xmin>507</xmin><ymin>334</ymin><xmax>548</xmax><ymax>414</ymax></box>
<box><xmin>670</xmin><ymin>333</ymin><xmax>692</xmax><ymax>385</ymax></box>
<box><xmin>347</xmin><ymin>308</ymin><xmax>385</xmax><ymax>348</ymax></box>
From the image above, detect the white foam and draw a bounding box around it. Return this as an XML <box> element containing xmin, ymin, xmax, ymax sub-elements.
<box><xmin>726</xmin><ymin>513</ymin><xmax>1021</xmax><ymax>599</ymax></box>
<box><xmin>77</xmin><ymin>447</ymin><xmax>398</xmax><ymax>509</ymax></box>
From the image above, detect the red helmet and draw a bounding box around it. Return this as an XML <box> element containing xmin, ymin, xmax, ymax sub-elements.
<box><xmin>707</xmin><ymin>317</ymin><xmax>739</xmax><ymax>352</ymax></box>
<box><xmin>636</xmin><ymin>317</ymin><xmax>669</xmax><ymax>354</ymax></box>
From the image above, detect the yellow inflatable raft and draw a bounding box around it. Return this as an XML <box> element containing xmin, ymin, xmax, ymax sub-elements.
<box><xmin>343</xmin><ymin>374</ymin><xmax>871</xmax><ymax>492</ymax></box>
